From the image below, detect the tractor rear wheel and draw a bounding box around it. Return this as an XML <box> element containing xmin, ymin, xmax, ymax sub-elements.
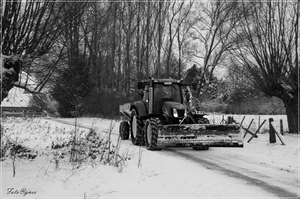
<box><xmin>145</xmin><ymin>118</ymin><xmax>162</xmax><ymax>151</ymax></box>
<box><xmin>130</xmin><ymin>109</ymin><xmax>144</xmax><ymax>145</ymax></box>
<box><xmin>119</xmin><ymin>121</ymin><xmax>129</xmax><ymax>140</ymax></box>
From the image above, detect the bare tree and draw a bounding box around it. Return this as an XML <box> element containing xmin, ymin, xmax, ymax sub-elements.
<box><xmin>164</xmin><ymin>0</ymin><xmax>194</xmax><ymax>79</ymax></box>
<box><xmin>121</xmin><ymin>2</ymin><xmax>138</xmax><ymax>96</ymax></box>
<box><xmin>189</xmin><ymin>1</ymin><xmax>241</xmax><ymax>97</ymax></box>
<box><xmin>1</xmin><ymin>0</ymin><xmax>67</xmax><ymax>103</ymax></box>
<box><xmin>233</xmin><ymin>2</ymin><xmax>299</xmax><ymax>133</ymax></box>
<box><xmin>175</xmin><ymin>1</ymin><xmax>195</xmax><ymax>79</ymax></box>
<box><xmin>165</xmin><ymin>0</ymin><xmax>184</xmax><ymax>77</ymax></box>
<box><xmin>154</xmin><ymin>1</ymin><xmax>170</xmax><ymax>78</ymax></box>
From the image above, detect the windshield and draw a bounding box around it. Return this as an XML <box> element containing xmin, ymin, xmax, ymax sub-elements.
<box><xmin>153</xmin><ymin>83</ymin><xmax>182</xmax><ymax>103</ymax></box>
<box><xmin>152</xmin><ymin>83</ymin><xmax>182</xmax><ymax>113</ymax></box>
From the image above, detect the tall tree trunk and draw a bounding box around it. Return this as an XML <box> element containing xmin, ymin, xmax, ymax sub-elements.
<box><xmin>136</xmin><ymin>3</ymin><xmax>141</xmax><ymax>81</ymax></box>
<box><xmin>145</xmin><ymin>1</ymin><xmax>151</xmax><ymax>78</ymax></box>
<box><xmin>280</xmin><ymin>95</ymin><xmax>298</xmax><ymax>133</ymax></box>
<box><xmin>117</xmin><ymin>16</ymin><xmax>122</xmax><ymax>93</ymax></box>
<box><xmin>111</xmin><ymin>2</ymin><xmax>118</xmax><ymax>90</ymax></box>
<box><xmin>157</xmin><ymin>2</ymin><xmax>163</xmax><ymax>78</ymax></box>
<box><xmin>177</xmin><ymin>27</ymin><xmax>182</xmax><ymax>79</ymax></box>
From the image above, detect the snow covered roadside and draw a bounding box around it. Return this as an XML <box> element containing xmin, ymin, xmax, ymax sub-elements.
<box><xmin>206</xmin><ymin>114</ymin><xmax>289</xmax><ymax>133</ymax></box>
<box><xmin>1</xmin><ymin>117</ymin><xmax>299</xmax><ymax>198</ymax></box>
<box><xmin>216</xmin><ymin>133</ymin><xmax>299</xmax><ymax>174</ymax></box>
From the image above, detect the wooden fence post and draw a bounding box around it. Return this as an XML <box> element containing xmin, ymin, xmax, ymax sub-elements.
<box><xmin>258</xmin><ymin>116</ymin><xmax>260</xmax><ymax>133</ymax></box>
<box><xmin>247</xmin><ymin>119</ymin><xmax>266</xmax><ymax>143</ymax></box>
<box><xmin>271</xmin><ymin>120</ymin><xmax>286</xmax><ymax>145</ymax></box>
<box><xmin>228</xmin><ymin>116</ymin><xmax>233</xmax><ymax>124</ymax></box>
<box><xmin>269</xmin><ymin>118</ymin><xmax>276</xmax><ymax>143</ymax></box>
<box><xmin>243</xmin><ymin>118</ymin><xmax>254</xmax><ymax>139</ymax></box>
<box><xmin>220</xmin><ymin>115</ymin><xmax>227</xmax><ymax>124</ymax></box>
<box><xmin>280</xmin><ymin>119</ymin><xmax>284</xmax><ymax>135</ymax></box>
<box><xmin>239</xmin><ymin>116</ymin><xmax>246</xmax><ymax>127</ymax></box>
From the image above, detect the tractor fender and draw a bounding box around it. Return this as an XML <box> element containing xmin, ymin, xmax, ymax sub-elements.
<box><xmin>130</xmin><ymin>101</ymin><xmax>147</xmax><ymax>117</ymax></box>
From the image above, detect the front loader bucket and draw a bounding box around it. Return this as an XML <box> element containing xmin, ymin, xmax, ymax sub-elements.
<box><xmin>157</xmin><ymin>124</ymin><xmax>243</xmax><ymax>148</ymax></box>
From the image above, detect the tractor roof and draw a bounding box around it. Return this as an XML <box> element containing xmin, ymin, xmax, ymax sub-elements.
<box><xmin>141</xmin><ymin>78</ymin><xmax>182</xmax><ymax>83</ymax></box>
<box><xmin>137</xmin><ymin>79</ymin><xmax>184</xmax><ymax>89</ymax></box>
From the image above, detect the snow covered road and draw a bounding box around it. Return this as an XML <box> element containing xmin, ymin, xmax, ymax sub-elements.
<box><xmin>164</xmin><ymin>147</ymin><xmax>298</xmax><ymax>198</ymax></box>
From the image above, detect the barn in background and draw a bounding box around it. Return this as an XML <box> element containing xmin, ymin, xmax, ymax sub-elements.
<box><xmin>1</xmin><ymin>87</ymin><xmax>44</xmax><ymax>117</ymax></box>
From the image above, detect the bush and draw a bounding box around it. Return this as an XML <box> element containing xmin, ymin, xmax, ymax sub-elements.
<box><xmin>50</xmin><ymin>58</ymin><xmax>94</xmax><ymax>118</ymax></box>
<box><xmin>193</xmin><ymin>96</ymin><xmax>285</xmax><ymax>115</ymax></box>
<box><xmin>225</xmin><ymin>97</ymin><xmax>285</xmax><ymax>115</ymax></box>
<box><xmin>1</xmin><ymin>118</ymin><xmax>129</xmax><ymax>175</ymax></box>
<box><xmin>198</xmin><ymin>100</ymin><xmax>228</xmax><ymax>113</ymax></box>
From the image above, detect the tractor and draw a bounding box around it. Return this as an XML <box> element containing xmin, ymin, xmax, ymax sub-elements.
<box><xmin>119</xmin><ymin>78</ymin><xmax>243</xmax><ymax>151</ymax></box>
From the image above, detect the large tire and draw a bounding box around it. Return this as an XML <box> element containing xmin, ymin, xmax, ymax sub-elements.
<box><xmin>119</xmin><ymin>121</ymin><xmax>129</xmax><ymax>140</ymax></box>
<box><xmin>130</xmin><ymin>109</ymin><xmax>144</xmax><ymax>145</ymax></box>
<box><xmin>145</xmin><ymin>118</ymin><xmax>162</xmax><ymax>151</ymax></box>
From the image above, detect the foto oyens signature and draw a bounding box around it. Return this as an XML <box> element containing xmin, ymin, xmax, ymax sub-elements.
<box><xmin>7</xmin><ymin>188</ymin><xmax>37</xmax><ymax>197</ymax></box>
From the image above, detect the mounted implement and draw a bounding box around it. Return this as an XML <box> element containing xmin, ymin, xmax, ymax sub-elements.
<box><xmin>119</xmin><ymin>78</ymin><xmax>243</xmax><ymax>150</ymax></box>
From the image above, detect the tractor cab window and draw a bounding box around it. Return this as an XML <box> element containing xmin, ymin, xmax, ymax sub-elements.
<box><xmin>153</xmin><ymin>83</ymin><xmax>182</xmax><ymax>113</ymax></box>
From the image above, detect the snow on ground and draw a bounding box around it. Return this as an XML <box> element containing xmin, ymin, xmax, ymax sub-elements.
<box><xmin>58</xmin><ymin>116</ymin><xmax>298</xmax><ymax>175</ymax></box>
<box><xmin>1</xmin><ymin>117</ymin><xmax>299</xmax><ymax>198</ymax></box>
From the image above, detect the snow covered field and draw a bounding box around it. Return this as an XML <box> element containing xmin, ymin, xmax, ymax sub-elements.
<box><xmin>1</xmin><ymin>117</ymin><xmax>299</xmax><ymax>198</ymax></box>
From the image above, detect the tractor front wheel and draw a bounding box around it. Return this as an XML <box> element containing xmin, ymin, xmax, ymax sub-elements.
<box><xmin>145</xmin><ymin>118</ymin><xmax>162</xmax><ymax>151</ymax></box>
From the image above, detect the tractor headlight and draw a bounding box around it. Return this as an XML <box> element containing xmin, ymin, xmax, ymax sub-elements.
<box><xmin>173</xmin><ymin>108</ymin><xmax>178</xmax><ymax>118</ymax></box>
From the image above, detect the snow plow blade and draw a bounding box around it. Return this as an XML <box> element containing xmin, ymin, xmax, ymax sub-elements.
<box><xmin>158</xmin><ymin>124</ymin><xmax>243</xmax><ymax>147</ymax></box>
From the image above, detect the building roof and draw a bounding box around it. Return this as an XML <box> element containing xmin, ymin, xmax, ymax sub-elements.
<box><xmin>1</xmin><ymin>87</ymin><xmax>31</xmax><ymax>107</ymax></box>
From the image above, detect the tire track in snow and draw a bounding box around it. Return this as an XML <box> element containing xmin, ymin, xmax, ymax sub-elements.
<box><xmin>165</xmin><ymin>148</ymin><xmax>298</xmax><ymax>198</ymax></box>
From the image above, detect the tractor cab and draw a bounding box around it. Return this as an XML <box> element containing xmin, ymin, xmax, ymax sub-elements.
<box><xmin>138</xmin><ymin>79</ymin><xmax>186</xmax><ymax>124</ymax></box>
